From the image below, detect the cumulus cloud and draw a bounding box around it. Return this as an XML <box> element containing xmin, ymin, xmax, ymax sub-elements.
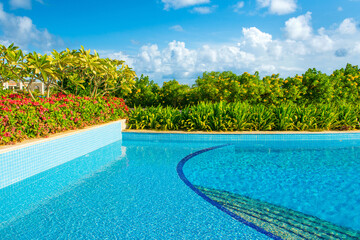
<box><xmin>310</xmin><ymin>34</ymin><xmax>333</xmax><ymax>52</ymax></box>
<box><xmin>100</xmin><ymin>51</ymin><xmax>135</xmax><ymax>68</ymax></box>
<box><xmin>191</xmin><ymin>5</ymin><xmax>216</xmax><ymax>14</ymax></box>
<box><xmin>131</xmin><ymin>40</ymin><xmax>140</xmax><ymax>45</ymax></box>
<box><xmin>285</xmin><ymin>12</ymin><xmax>312</xmax><ymax>40</ymax></box>
<box><xmin>257</xmin><ymin>0</ymin><xmax>297</xmax><ymax>15</ymax></box>
<box><xmin>9</xmin><ymin>0</ymin><xmax>43</xmax><ymax>9</ymax></box>
<box><xmin>354</xmin><ymin>42</ymin><xmax>360</xmax><ymax>54</ymax></box>
<box><xmin>170</xmin><ymin>25</ymin><xmax>184</xmax><ymax>32</ymax></box>
<box><xmin>101</xmin><ymin>16</ymin><xmax>360</xmax><ymax>84</ymax></box>
<box><xmin>0</xmin><ymin>3</ymin><xmax>60</xmax><ymax>49</ymax></box>
<box><xmin>161</xmin><ymin>0</ymin><xmax>210</xmax><ymax>10</ymax></box>
<box><xmin>9</xmin><ymin>0</ymin><xmax>31</xmax><ymax>9</ymax></box>
<box><xmin>101</xmin><ymin>40</ymin><xmax>256</xmax><ymax>83</ymax></box>
<box><xmin>233</xmin><ymin>1</ymin><xmax>244</xmax><ymax>13</ymax></box>
<box><xmin>338</xmin><ymin>18</ymin><xmax>357</xmax><ymax>34</ymax></box>
<box><xmin>242</xmin><ymin>27</ymin><xmax>272</xmax><ymax>50</ymax></box>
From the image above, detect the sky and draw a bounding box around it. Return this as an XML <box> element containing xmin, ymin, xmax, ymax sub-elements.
<box><xmin>0</xmin><ymin>0</ymin><xmax>359</xmax><ymax>84</ymax></box>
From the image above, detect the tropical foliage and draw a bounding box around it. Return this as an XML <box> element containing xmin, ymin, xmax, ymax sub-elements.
<box><xmin>0</xmin><ymin>92</ymin><xmax>128</xmax><ymax>145</ymax></box>
<box><xmin>128</xmin><ymin>102</ymin><xmax>360</xmax><ymax>131</ymax></box>
<box><xmin>123</xmin><ymin>64</ymin><xmax>360</xmax><ymax>107</ymax></box>
<box><xmin>124</xmin><ymin>75</ymin><xmax>160</xmax><ymax>107</ymax></box>
<box><xmin>0</xmin><ymin>44</ymin><xmax>136</xmax><ymax>100</ymax></box>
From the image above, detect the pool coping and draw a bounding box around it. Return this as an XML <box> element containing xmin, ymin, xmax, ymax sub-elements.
<box><xmin>0</xmin><ymin>119</ymin><xmax>126</xmax><ymax>154</ymax></box>
<box><xmin>124</xmin><ymin>129</ymin><xmax>360</xmax><ymax>134</ymax></box>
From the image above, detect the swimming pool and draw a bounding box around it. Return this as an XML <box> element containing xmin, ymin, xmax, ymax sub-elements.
<box><xmin>0</xmin><ymin>133</ymin><xmax>360</xmax><ymax>239</ymax></box>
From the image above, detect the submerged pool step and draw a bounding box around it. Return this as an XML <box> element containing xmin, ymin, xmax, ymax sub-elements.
<box><xmin>201</xmin><ymin>191</ymin><xmax>352</xmax><ymax>239</ymax></box>
<box><xmin>195</xmin><ymin>185</ymin><xmax>360</xmax><ymax>240</ymax></box>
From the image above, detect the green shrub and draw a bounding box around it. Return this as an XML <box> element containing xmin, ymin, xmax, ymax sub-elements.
<box><xmin>128</xmin><ymin>102</ymin><xmax>360</xmax><ymax>132</ymax></box>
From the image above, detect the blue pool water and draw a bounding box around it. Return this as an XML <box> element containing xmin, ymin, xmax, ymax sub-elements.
<box><xmin>182</xmin><ymin>141</ymin><xmax>360</xmax><ymax>235</ymax></box>
<box><xmin>0</xmin><ymin>137</ymin><xmax>268</xmax><ymax>239</ymax></box>
<box><xmin>1</xmin><ymin>133</ymin><xmax>360</xmax><ymax>239</ymax></box>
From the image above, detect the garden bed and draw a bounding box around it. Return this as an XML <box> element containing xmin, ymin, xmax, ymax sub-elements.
<box><xmin>0</xmin><ymin>93</ymin><xmax>128</xmax><ymax>145</ymax></box>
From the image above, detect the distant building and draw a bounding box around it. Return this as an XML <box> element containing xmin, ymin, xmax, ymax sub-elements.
<box><xmin>2</xmin><ymin>81</ymin><xmax>45</xmax><ymax>94</ymax></box>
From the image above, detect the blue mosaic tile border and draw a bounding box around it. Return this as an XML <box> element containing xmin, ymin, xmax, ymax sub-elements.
<box><xmin>0</xmin><ymin>121</ymin><xmax>123</xmax><ymax>189</ymax></box>
<box><xmin>123</xmin><ymin>132</ymin><xmax>360</xmax><ymax>142</ymax></box>
<box><xmin>176</xmin><ymin>144</ymin><xmax>282</xmax><ymax>240</ymax></box>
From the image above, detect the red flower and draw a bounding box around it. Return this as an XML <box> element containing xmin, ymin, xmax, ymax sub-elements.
<box><xmin>2</xmin><ymin>107</ymin><xmax>12</xmax><ymax>112</ymax></box>
<box><xmin>4</xmin><ymin>132</ymin><xmax>11</xmax><ymax>137</ymax></box>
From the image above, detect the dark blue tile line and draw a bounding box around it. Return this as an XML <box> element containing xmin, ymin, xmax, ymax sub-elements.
<box><xmin>176</xmin><ymin>144</ymin><xmax>282</xmax><ymax>240</ymax></box>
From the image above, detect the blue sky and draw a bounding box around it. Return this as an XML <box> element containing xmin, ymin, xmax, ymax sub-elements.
<box><xmin>0</xmin><ymin>0</ymin><xmax>359</xmax><ymax>84</ymax></box>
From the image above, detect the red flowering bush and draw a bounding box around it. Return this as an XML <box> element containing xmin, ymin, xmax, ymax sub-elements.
<box><xmin>0</xmin><ymin>93</ymin><xmax>129</xmax><ymax>145</ymax></box>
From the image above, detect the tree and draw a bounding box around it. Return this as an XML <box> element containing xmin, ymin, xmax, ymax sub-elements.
<box><xmin>1</xmin><ymin>44</ymin><xmax>37</xmax><ymax>101</ymax></box>
<box><xmin>26</xmin><ymin>52</ymin><xmax>56</xmax><ymax>98</ymax></box>
<box><xmin>124</xmin><ymin>75</ymin><xmax>160</xmax><ymax>107</ymax></box>
<box><xmin>160</xmin><ymin>79</ymin><xmax>190</xmax><ymax>108</ymax></box>
<box><xmin>55</xmin><ymin>46</ymin><xmax>136</xmax><ymax>97</ymax></box>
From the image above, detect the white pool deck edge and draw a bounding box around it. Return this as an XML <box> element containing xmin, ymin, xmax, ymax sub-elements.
<box><xmin>124</xmin><ymin>129</ymin><xmax>360</xmax><ymax>134</ymax></box>
<box><xmin>0</xmin><ymin>119</ymin><xmax>126</xmax><ymax>155</ymax></box>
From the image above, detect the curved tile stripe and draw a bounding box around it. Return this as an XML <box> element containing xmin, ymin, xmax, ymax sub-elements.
<box><xmin>176</xmin><ymin>144</ymin><xmax>282</xmax><ymax>240</ymax></box>
<box><xmin>177</xmin><ymin>145</ymin><xmax>360</xmax><ymax>240</ymax></box>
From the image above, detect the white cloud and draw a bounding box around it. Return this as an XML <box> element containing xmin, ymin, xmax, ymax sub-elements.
<box><xmin>131</xmin><ymin>40</ymin><xmax>140</xmax><ymax>45</ymax></box>
<box><xmin>338</xmin><ymin>18</ymin><xmax>357</xmax><ymax>35</ymax></box>
<box><xmin>101</xmin><ymin>16</ymin><xmax>360</xmax><ymax>84</ymax></box>
<box><xmin>285</xmin><ymin>12</ymin><xmax>312</xmax><ymax>40</ymax></box>
<box><xmin>191</xmin><ymin>6</ymin><xmax>216</xmax><ymax>14</ymax></box>
<box><xmin>258</xmin><ymin>64</ymin><xmax>276</xmax><ymax>72</ymax></box>
<box><xmin>354</xmin><ymin>43</ymin><xmax>360</xmax><ymax>54</ymax></box>
<box><xmin>170</xmin><ymin>25</ymin><xmax>184</xmax><ymax>32</ymax></box>
<box><xmin>161</xmin><ymin>0</ymin><xmax>210</xmax><ymax>10</ymax></box>
<box><xmin>242</xmin><ymin>27</ymin><xmax>272</xmax><ymax>50</ymax></box>
<box><xmin>257</xmin><ymin>0</ymin><xmax>297</xmax><ymax>15</ymax></box>
<box><xmin>233</xmin><ymin>1</ymin><xmax>244</xmax><ymax>12</ymax></box>
<box><xmin>102</xmin><ymin>40</ymin><xmax>256</xmax><ymax>83</ymax></box>
<box><xmin>101</xmin><ymin>51</ymin><xmax>135</xmax><ymax>68</ymax></box>
<box><xmin>257</xmin><ymin>0</ymin><xmax>271</xmax><ymax>8</ymax></box>
<box><xmin>10</xmin><ymin>0</ymin><xmax>31</xmax><ymax>9</ymax></box>
<box><xmin>337</xmin><ymin>6</ymin><xmax>343</xmax><ymax>11</ymax></box>
<box><xmin>0</xmin><ymin>3</ymin><xmax>60</xmax><ymax>49</ymax></box>
<box><xmin>310</xmin><ymin>34</ymin><xmax>334</xmax><ymax>52</ymax></box>
<box><xmin>269</xmin><ymin>0</ymin><xmax>297</xmax><ymax>15</ymax></box>
<box><xmin>9</xmin><ymin>0</ymin><xmax>43</xmax><ymax>9</ymax></box>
